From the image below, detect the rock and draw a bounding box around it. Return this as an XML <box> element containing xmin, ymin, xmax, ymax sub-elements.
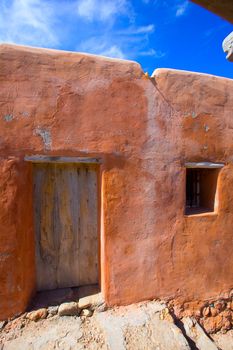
<box><xmin>48</xmin><ymin>306</ymin><xmax>58</xmax><ymax>316</ymax></box>
<box><xmin>222</xmin><ymin>319</ymin><xmax>231</xmax><ymax>332</ymax></box>
<box><xmin>78</xmin><ymin>296</ymin><xmax>91</xmax><ymax>310</ymax></box>
<box><xmin>194</xmin><ymin>309</ymin><xmax>202</xmax><ymax>318</ymax></box>
<box><xmin>96</xmin><ymin>303</ymin><xmax>107</xmax><ymax>313</ymax></box>
<box><xmin>80</xmin><ymin>309</ymin><xmax>93</xmax><ymax>317</ymax></box>
<box><xmin>19</xmin><ymin>321</ymin><xmax>26</xmax><ymax>329</ymax></box>
<box><xmin>214</xmin><ymin>301</ymin><xmax>226</xmax><ymax>313</ymax></box>
<box><xmin>0</xmin><ymin>320</ymin><xmax>7</xmax><ymax>330</ymax></box>
<box><xmin>148</xmin><ymin>312</ymin><xmax>191</xmax><ymax>350</ymax></box>
<box><xmin>213</xmin><ymin>329</ymin><xmax>233</xmax><ymax>350</ymax></box>
<box><xmin>27</xmin><ymin>308</ymin><xmax>48</xmax><ymax>321</ymax></box>
<box><xmin>2</xmin><ymin>316</ymin><xmax>83</xmax><ymax>349</ymax></box>
<box><xmin>201</xmin><ymin>314</ymin><xmax>225</xmax><ymax>334</ymax></box>
<box><xmin>220</xmin><ymin>309</ymin><xmax>232</xmax><ymax>332</ymax></box>
<box><xmin>202</xmin><ymin>306</ymin><xmax>210</xmax><ymax>317</ymax></box>
<box><xmin>1</xmin><ymin>299</ymin><xmax>233</xmax><ymax>350</ymax></box>
<box><xmin>221</xmin><ymin>309</ymin><xmax>232</xmax><ymax>319</ymax></box>
<box><xmin>78</xmin><ymin>293</ymin><xmax>104</xmax><ymax>310</ymax></box>
<box><xmin>159</xmin><ymin>307</ymin><xmax>173</xmax><ymax>322</ymax></box>
<box><xmin>96</xmin><ymin>302</ymin><xmax>190</xmax><ymax>350</ymax></box>
<box><xmin>58</xmin><ymin>302</ymin><xmax>79</xmax><ymax>316</ymax></box>
<box><xmin>173</xmin><ymin>305</ymin><xmax>184</xmax><ymax>319</ymax></box>
<box><xmin>210</xmin><ymin>307</ymin><xmax>218</xmax><ymax>317</ymax></box>
<box><xmin>182</xmin><ymin>317</ymin><xmax>218</xmax><ymax>350</ymax></box>
<box><xmin>3</xmin><ymin>315</ymin><xmax>26</xmax><ymax>333</ymax></box>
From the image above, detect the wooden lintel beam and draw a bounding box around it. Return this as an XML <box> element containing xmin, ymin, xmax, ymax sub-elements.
<box><xmin>185</xmin><ymin>162</ymin><xmax>224</xmax><ymax>169</ymax></box>
<box><xmin>24</xmin><ymin>155</ymin><xmax>101</xmax><ymax>164</ymax></box>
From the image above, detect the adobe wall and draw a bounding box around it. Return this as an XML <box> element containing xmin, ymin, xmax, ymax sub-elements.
<box><xmin>0</xmin><ymin>44</ymin><xmax>232</xmax><ymax>320</ymax></box>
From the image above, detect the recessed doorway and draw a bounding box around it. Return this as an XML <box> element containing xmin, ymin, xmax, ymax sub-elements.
<box><xmin>32</xmin><ymin>159</ymin><xmax>99</xmax><ymax>291</ymax></box>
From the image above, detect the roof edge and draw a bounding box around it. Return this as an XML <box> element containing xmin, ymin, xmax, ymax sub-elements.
<box><xmin>0</xmin><ymin>43</ymin><xmax>144</xmax><ymax>72</ymax></box>
<box><xmin>152</xmin><ymin>68</ymin><xmax>233</xmax><ymax>82</ymax></box>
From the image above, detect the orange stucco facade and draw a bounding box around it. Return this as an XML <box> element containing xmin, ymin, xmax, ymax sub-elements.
<box><xmin>0</xmin><ymin>44</ymin><xmax>233</xmax><ymax>320</ymax></box>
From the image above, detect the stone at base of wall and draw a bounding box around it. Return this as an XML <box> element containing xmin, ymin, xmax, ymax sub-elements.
<box><xmin>168</xmin><ymin>294</ymin><xmax>233</xmax><ymax>334</ymax></box>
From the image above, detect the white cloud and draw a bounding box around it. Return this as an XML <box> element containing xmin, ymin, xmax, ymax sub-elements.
<box><xmin>138</xmin><ymin>48</ymin><xmax>166</xmax><ymax>58</ymax></box>
<box><xmin>119</xmin><ymin>24</ymin><xmax>155</xmax><ymax>35</ymax></box>
<box><xmin>76</xmin><ymin>22</ymin><xmax>157</xmax><ymax>60</ymax></box>
<box><xmin>99</xmin><ymin>45</ymin><xmax>126</xmax><ymax>59</ymax></box>
<box><xmin>0</xmin><ymin>0</ymin><xmax>58</xmax><ymax>47</ymax></box>
<box><xmin>0</xmin><ymin>0</ymin><xmax>164</xmax><ymax>64</ymax></box>
<box><xmin>78</xmin><ymin>27</ymin><xmax>165</xmax><ymax>60</ymax></box>
<box><xmin>175</xmin><ymin>1</ymin><xmax>189</xmax><ymax>17</ymax></box>
<box><xmin>78</xmin><ymin>36</ymin><xmax>126</xmax><ymax>59</ymax></box>
<box><xmin>76</xmin><ymin>0</ymin><xmax>131</xmax><ymax>22</ymax></box>
<box><xmin>134</xmin><ymin>24</ymin><xmax>155</xmax><ymax>34</ymax></box>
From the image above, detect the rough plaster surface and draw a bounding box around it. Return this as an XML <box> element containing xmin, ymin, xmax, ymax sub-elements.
<box><xmin>0</xmin><ymin>44</ymin><xmax>233</xmax><ymax>320</ymax></box>
<box><xmin>0</xmin><ymin>157</ymin><xmax>35</xmax><ymax>319</ymax></box>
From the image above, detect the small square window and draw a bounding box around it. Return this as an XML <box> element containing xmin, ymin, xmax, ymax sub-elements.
<box><xmin>185</xmin><ymin>163</ymin><xmax>223</xmax><ymax>215</ymax></box>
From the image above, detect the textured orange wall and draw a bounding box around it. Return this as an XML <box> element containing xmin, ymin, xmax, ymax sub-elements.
<box><xmin>0</xmin><ymin>44</ymin><xmax>233</xmax><ymax>320</ymax></box>
<box><xmin>0</xmin><ymin>158</ymin><xmax>35</xmax><ymax>319</ymax></box>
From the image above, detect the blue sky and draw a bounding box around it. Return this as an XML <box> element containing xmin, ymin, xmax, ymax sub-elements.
<box><xmin>0</xmin><ymin>0</ymin><xmax>232</xmax><ymax>78</ymax></box>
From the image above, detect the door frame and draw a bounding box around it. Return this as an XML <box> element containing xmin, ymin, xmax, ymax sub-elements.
<box><xmin>25</xmin><ymin>155</ymin><xmax>102</xmax><ymax>291</ymax></box>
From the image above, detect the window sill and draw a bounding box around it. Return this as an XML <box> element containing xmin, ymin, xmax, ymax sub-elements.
<box><xmin>184</xmin><ymin>211</ymin><xmax>218</xmax><ymax>218</ymax></box>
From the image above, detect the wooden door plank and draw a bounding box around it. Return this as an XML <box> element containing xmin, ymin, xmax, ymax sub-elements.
<box><xmin>34</xmin><ymin>164</ymin><xmax>59</xmax><ymax>290</ymax></box>
<box><xmin>78</xmin><ymin>166</ymin><xmax>98</xmax><ymax>285</ymax></box>
<box><xmin>55</xmin><ymin>164</ymin><xmax>80</xmax><ymax>288</ymax></box>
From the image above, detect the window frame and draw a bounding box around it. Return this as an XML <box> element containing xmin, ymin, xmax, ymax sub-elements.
<box><xmin>184</xmin><ymin>162</ymin><xmax>224</xmax><ymax>216</ymax></box>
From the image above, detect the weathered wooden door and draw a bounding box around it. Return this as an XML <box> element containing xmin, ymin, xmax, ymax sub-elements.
<box><xmin>33</xmin><ymin>163</ymin><xmax>98</xmax><ymax>291</ymax></box>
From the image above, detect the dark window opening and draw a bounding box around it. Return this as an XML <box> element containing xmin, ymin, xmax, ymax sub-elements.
<box><xmin>185</xmin><ymin>168</ymin><xmax>219</xmax><ymax>215</ymax></box>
